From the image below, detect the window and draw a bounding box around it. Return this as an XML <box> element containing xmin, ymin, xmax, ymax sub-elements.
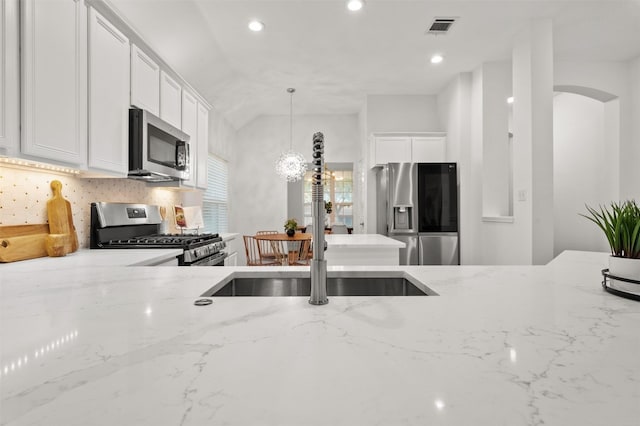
<box><xmin>302</xmin><ymin>165</ymin><xmax>353</xmax><ymax>227</ymax></box>
<box><xmin>202</xmin><ymin>156</ymin><xmax>228</xmax><ymax>233</ymax></box>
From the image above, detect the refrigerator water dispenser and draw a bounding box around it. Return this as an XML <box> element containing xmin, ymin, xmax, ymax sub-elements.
<box><xmin>393</xmin><ymin>206</ymin><xmax>413</xmax><ymax>230</ymax></box>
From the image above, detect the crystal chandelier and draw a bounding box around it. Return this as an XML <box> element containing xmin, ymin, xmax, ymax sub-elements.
<box><xmin>275</xmin><ymin>88</ymin><xmax>307</xmax><ymax>182</ymax></box>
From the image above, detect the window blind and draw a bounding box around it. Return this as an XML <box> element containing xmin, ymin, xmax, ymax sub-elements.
<box><xmin>202</xmin><ymin>156</ymin><xmax>228</xmax><ymax>233</ymax></box>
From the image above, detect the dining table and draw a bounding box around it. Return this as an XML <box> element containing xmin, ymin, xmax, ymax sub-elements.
<box><xmin>254</xmin><ymin>232</ymin><xmax>312</xmax><ymax>265</ymax></box>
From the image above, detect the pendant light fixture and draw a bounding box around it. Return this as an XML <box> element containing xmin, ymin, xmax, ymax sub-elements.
<box><xmin>275</xmin><ymin>88</ymin><xmax>307</xmax><ymax>182</ymax></box>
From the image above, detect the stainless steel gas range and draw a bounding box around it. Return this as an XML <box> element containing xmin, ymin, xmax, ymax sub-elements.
<box><xmin>90</xmin><ymin>202</ymin><xmax>226</xmax><ymax>266</ymax></box>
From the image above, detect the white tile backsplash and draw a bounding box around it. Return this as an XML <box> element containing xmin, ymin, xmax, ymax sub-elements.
<box><xmin>0</xmin><ymin>165</ymin><xmax>189</xmax><ymax>247</ymax></box>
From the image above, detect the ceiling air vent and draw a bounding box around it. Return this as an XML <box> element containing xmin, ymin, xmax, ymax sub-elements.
<box><xmin>427</xmin><ymin>18</ymin><xmax>456</xmax><ymax>35</ymax></box>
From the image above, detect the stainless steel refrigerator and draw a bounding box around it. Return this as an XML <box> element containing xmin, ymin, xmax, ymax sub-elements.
<box><xmin>376</xmin><ymin>163</ymin><xmax>459</xmax><ymax>265</ymax></box>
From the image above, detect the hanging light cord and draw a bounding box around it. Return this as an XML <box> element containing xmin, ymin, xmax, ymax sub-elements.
<box><xmin>289</xmin><ymin>88</ymin><xmax>295</xmax><ymax>150</ymax></box>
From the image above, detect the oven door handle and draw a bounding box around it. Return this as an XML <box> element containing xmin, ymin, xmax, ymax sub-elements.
<box><xmin>189</xmin><ymin>251</ymin><xmax>227</xmax><ymax>266</ymax></box>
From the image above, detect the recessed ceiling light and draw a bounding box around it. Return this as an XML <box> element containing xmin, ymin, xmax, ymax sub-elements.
<box><xmin>430</xmin><ymin>54</ymin><xmax>444</xmax><ymax>64</ymax></box>
<box><xmin>347</xmin><ymin>0</ymin><xmax>364</xmax><ymax>11</ymax></box>
<box><xmin>248</xmin><ymin>20</ymin><xmax>265</xmax><ymax>32</ymax></box>
<box><xmin>507</xmin><ymin>96</ymin><xmax>514</xmax><ymax>104</ymax></box>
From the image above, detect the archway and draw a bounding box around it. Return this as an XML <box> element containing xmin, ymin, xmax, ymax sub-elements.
<box><xmin>552</xmin><ymin>85</ymin><xmax>620</xmax><ymax>256</ymax></box>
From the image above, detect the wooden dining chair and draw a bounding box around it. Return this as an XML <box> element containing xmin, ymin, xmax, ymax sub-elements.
<box><xmin>269</xmin><ymin>240</ymin><xmax>288</xmax><ymax>265</ymax></box>
<box><xmin>255</xmin><ymin>230</ymin><xmax>278</xmax><ymax>260</ymax></box>
<box><xmin>292</xmin><ymin>240</ymin><xmax>311</xmax><ymax>266</ymax></box>
<box><xmin>243</xmin><ymin>235</ymin><xmax>280</xmax><ymax>266</ymax></box>
<box><xmin>269</xmin><ymin>239</ymin><xmax>310</xmax><ymax>266</ymax></box>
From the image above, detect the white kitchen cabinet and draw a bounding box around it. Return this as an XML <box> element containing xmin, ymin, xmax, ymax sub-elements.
<box><xmin>196</xmin><ymin>102</ymin><xmax>209</xmax><ymax>189</ymax></box>
<box><xmin>21</xmin><ymin>0</ymin><xmax>87</xmax><ymax>167</ymax></box>
<box><xmin>224</xmin><ymin>251</ymin><xmax>237</xmax><ymax>266</ymax></box>
<box><xmin>374</xmin><ymin>137</ymin><xmax>412</xmax><ymax>165</ymax></box>
<box><xmin>180</xmin><ymin>89</ymin><xmax>198</xmax><ymax>187</ymax></box>
<box><xmin>0</xmin><ymin>0</ymin><xmax>19</xmax><ymax>157</ymax></box>
<box><xmin>130</xmin><ymin>44</ymin><xmax>159</xmax><ymax>115</ymax></box>
<box><xmin>371</xmin><ymin>134</ymin><xmax>447</xmax><ymax>166</ymax></box>
<box><xmin>87</xmin><ymin>7</ymin><xmax>130</xmax><ymax>175</ymax></box>
<box><xmin>160</xmin><ymin>71</ymin><xmax>182</xmax><ymax>128</ymax></box>
<box><xmin>411</xmin><ymin>137</ymin><xmax>446</xmax><ymax>163</ymax></box>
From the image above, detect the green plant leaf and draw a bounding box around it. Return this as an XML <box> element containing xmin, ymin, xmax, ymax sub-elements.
<box><xmin>580</xmin><ymin>201</ymin><xmax>640</xmax><ymax>257</ymax></box>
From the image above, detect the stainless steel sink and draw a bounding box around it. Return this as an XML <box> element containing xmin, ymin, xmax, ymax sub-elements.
<box><xmin>205</xmin><ymin>277</ymin><xmax>430</xmax><ymax>297</ymax></box>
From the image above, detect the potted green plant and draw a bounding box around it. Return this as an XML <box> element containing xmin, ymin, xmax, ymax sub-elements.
<box><xmin>582</xmin><ymin>200</ymin><xmax>640</xmax><ymax>286</ymax></box>
<box><xmin>284</xmin><ymin>218</ymin><xmax>298</xmax><ymax>237</ymax></box>
<box><xmin>324</xmin><ymin>201</ymin><xmax>332</xmax><ymax>214</ymax></box>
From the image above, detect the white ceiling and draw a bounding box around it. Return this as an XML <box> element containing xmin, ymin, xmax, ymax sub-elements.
<box><xmin>108</xmin><ymin>0</ymin><xmax>640</xmax><ymax>129</ymax></box>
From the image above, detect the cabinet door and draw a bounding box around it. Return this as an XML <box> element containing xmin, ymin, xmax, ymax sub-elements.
<box><xmin>196</xmin><ymin>103</ymin><xmax>209</xmax><ymax>189</ymax></box>
<box><xmin>21</xmin><ymin>0</ymin><xmax>87</xmax><ymax>166</ymax></box>
<box><xmin>180</xmin><ymin>90</ymin><xmax>197</xmax><ymax>187</ymax></box>
<box><xmin>88</xmin><ymin>7</ymin><xmax>130</xmax><ymax>175</ymax></box>
<box><xmin>130</xmin><ymin>44</ymin><xmax>159</xmax><ymax>115</ymax></box>
<box><xmin>0</xmin><ymin>0</ymin><xmax>19</xmax><ymax>157</ymax></box>
<box><xmin>375</xmin><ymin>137</ymin><xmax>411</xmax><ymax>165</ymax></box>
<box><xmin>411</xmin><ymin>137</ymin><xmax>446</xmax><ymax>163</ymax></box>
<box><xmin>160</xmin><ymin>71</ymin><xmax>182</xmax><ymax>128</ymax></box>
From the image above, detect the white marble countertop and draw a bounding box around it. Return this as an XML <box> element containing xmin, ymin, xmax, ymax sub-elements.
<box><xmin>0</xmin><ymin>248</ymin><xmax>183</xmax><ymax>271</ymax></box>
<box><xmin>219</xmin><ymin>232</ymin><xmax>239</xmax><ymax>242</ymax></box>
<box><xmin>325</xmin><ymin>233</ymin><xmax>405</xmax><ymax>248</ymax></box>
<box><xmin>1</xmin><ymin>251</ymin><xmax>639</xmax><ymax>425</ymax></box>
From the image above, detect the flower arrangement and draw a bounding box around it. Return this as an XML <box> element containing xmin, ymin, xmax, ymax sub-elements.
<box><xmin>581</xmin><ymin>200</ymin><xmax>640</xmax><ymax>259</ymax></box>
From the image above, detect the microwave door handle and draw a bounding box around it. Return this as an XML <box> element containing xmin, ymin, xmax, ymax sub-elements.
<box><xmin>175</xmin><ymin>141</ymin><xmax>186</xmax><ymax>171</ymax></box>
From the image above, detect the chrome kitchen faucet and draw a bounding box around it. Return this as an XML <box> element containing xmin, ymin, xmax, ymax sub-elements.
<box><xmin>309</xmin><ymin>132</ymin><xmax>329</xmax><ymax>305</ymax></box>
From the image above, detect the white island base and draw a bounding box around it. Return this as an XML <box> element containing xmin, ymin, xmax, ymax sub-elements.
<box><xmin>324</xmin><ymin>234</ymin><xmax>405</xmax><ymax>266</ymax></box>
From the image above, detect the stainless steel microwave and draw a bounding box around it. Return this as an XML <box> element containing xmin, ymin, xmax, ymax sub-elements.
<box><xmin>128</xmin><ymin>108</ymin><xmax>190</xmax><ymax>182</ymax></box>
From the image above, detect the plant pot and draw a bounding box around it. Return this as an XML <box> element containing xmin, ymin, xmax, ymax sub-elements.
<box><xmin>286</xmin><ymin>229</ymin><xmax>295</xmax><ymax>237</ymax></box>
<box><xmin>608</xmin><ymin>256</ymin><xmax>640</xmax><ymax>297</ymax></box>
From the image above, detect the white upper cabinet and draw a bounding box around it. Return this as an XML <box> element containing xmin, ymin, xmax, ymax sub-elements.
<box><xmin>374</xmin><ymin>137</ymin><xmax>412</xmax><ymax>165</ymax></box>
<box><xmin>87</xmin><ymin>7</ymin><xmax>130</xmax><ymax>175</ymax></box>
<box><xmin>371</xmin><ymin>134</ymin><xmax>446</xmax><ymax>167</ymax></box>
<box><xmin>196</xmin><ymin>102</ymin><xmax>209</xmax><ymax>189</ymax></box>
<box><xmin>21</xmin><ymin>0</ymin><xmax>87</xmax><ymax>167</ymax></box>
<box><xmin>0</xmin><ymin>0</ymin><xmax>19</xmax><ymax>157</ymax></box>
<box><xmin>130</xmin><ymin>44</ymin><xmax>159</xmax><ymax>115</ymax></box>
<box><xmin>160</xmin><ymin>71</ymin><xmax>182</xmax><ymax>128</ymax></box>
<box><xmin>180</xmin><ymin>89</ymin><xmax>197</xmax><ymax>187</ymax></box>
<box><xmin>411</xmin><ymin>137</ymin><xmax>446</xmax><ymax>163</ymax></box>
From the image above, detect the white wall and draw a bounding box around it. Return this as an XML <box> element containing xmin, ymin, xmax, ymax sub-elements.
<box><xmin>230</xmin><ymin>114</ymin><xmax>359</xmax><ymax>265</ymax></box>
<box><xmin>209</xmin><ymin>107</ymin><xmax>236</xmax><ymax>161</ymax></box>
<box><xmin>356</xmin><ymin>103</ymin><xmax>368</xmax><ymax>234</ymax></box>
<box><xmin>366</xmin><ymin>95</ymin><xmax>441</xmax><ymax>133</ymax></box>
<box><xmin>481</xmin><ymin>62</ymin><xmax>512</xmax><ymax>217</ymax></box>
<box><xmin>438</xmin><ymin>20</ymin><xmax>555</xmax><ymax>266</ymax></box>
<box><xmin>473</xmin><ymin>62</ymin><xmax>527</xmax><ymax>266</ymax></box>
<box><xmin>437</xmin><ymin>73</ymin><xmax>479</xmax><ymax>264</ymax></box>
<box><xmin>554</xmin><ymin>60</ymin><xmax>633</xmax><ymax>201</ymax></box>
<box><xmin>629</xmin><ymin>56</ymin><xmax>640</xmax><ymax>201</ymax></box>
<box><xmin>553</xmin><ymin>92</ymin><xmax>613</xmax><ymax>255</ymax></box>
<box><xmin>439</xmin><ymin>56</ymin><xmax>636</xmax><ymax>265</ymax></box>
<box><xmin>364</xmin><ymin>94</ymin><xmax>442</xmax><ymax>233</ymax></box>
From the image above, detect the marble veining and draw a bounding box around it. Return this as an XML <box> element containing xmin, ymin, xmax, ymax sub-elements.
<box><xmin>1</xmin><ymin>251</ymin><xmax>639</xmax><ymax>425</ymax></box>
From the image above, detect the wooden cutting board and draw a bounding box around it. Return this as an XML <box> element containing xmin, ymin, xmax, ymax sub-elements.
<box><xmin>46</xmin><ymin>180</ymin><xmax>78</xmax><ymax>257</ymax></box>
<box><xmin>0</xmin><ymin>224</ymin><xmax>50</xmax><ymax>263</ymax></box>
